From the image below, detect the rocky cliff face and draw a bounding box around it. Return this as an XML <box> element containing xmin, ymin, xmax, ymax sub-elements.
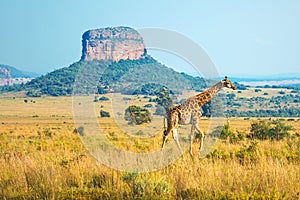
<box><xmin>81</xmin><ymin>26</ymin><xmax>146</xmax><ymax>61</ymax></box>
<box><xmin>0</xmin><ymin>67</ymin><xmax>13</xmax><ymax>86</ymax></box>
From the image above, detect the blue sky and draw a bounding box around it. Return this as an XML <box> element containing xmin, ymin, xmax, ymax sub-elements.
<box><xmin>0</xmin><ymin>0</ymin><xmax>299</xmax><ymax>77</ymax></box>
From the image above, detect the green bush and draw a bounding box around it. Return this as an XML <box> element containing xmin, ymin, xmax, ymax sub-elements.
<box><xmin>143</xmin><ymin>104</ymin><xmax>152</xmax><ymax>108</ymax></box>
<box><xmin>122</xmin><ymin>172</ymin><xmax>171</xmax><ymax>198</ymax></box>
<box><xmin>124</xmin><ymin>105</ymin><xmax>151</xmax><ymax>125</ymax></box>
<box><xmin>236</xmin><ymin>141</ymin><xmax>259</xmax><ymax>165</ymax></box>
<box><xmin>99</xmin><ymin>96</ymin><xmax>109</xmax><ymax>101</ymax></box>
<box><xmin>249</xmin><ymin>119</ymin><xmax>293</xmax><ymax>140</ymax></box>
<box><xmin>254</xmin><ymin>89</ymin><xmax>262</xmax><ymax>92</ymax></box>
<box><xmin>211</xmin><ymin>123</ymin><xmax>244</xmax><ymax>144</ymax></box>
<box><xmin>100</xmin><ymin>110</ymin><xmax>110</xmax><ymax>117</ymax></box>
<box><xmin>220</xmin><ymin>123</ymin><xmax>239</xmax><ymax>143</ymax></box>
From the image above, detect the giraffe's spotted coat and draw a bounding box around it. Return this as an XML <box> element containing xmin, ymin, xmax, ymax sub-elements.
<box><xmin>161</xmin><ymin>77</ymin><xmax>236</xmax><ymax>156</ymax></box>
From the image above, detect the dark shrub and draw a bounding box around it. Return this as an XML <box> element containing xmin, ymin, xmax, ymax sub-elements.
<box><xmin>124</xmin><ymin>105</ymin><xmax>151</xmax><ymax>125</ymax></box>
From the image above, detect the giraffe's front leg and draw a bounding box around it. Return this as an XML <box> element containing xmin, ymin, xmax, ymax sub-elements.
<box><xmin>189</xmin><ymin>125</ymin><xmax>195</xmax><ymax>156</ymax></box>
<box><xmin>195</xmin><ymin>124</ymin><xmax>204</xmax><ymax>152</ymax></box>
<box><xmin>172</xmin><ymin>128</ymin><xmax>181</xmax><ymax>150</ymax></box>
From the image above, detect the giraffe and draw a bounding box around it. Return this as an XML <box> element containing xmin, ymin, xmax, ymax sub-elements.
<box><xmin>161</xmin><ymin>76</ymin><xmax>236</xmax><ymax>156</ymax></box>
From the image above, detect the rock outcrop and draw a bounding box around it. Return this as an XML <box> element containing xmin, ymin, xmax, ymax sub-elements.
<box><xmin>0</xmin><ymin>67</ymin><xmax>13</xmax><ymax>86</ymax></box>
<box><xmin>81</xmin><ymin>26</ymin><xmax>146</xmax><ymax>61</ymax></box>
<box><xmin>0</xmin><ymin>65</ymin><xmax>36</xmax><ymax>86</ymax></box>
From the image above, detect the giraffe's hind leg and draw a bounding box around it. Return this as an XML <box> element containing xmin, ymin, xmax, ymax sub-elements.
<box><xmin>162</xmin><ymin>120</ymin><xmax>175</xmax><ymax>150</ymax></box>
<box><xmin>162</xmin><ymin>110</ymin><xmax>178</xmax><ymax>150</ymax></box>
<box><xmin>161</xmin><ymin>129</ymin><xmax>169</xmax><ymax>150</ymax></box>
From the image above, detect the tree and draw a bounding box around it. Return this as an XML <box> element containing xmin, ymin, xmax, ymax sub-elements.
<box><xmin>124</xmin><ymin>105</ymin><xmax>151</xmax><ymax>125</ymax></box>
<box><xmin>97</xmin><ymin>86</ymin><xmax>108</xmax><ymax>94</ymax></box>
<box><xmin>154</xmin><ymin>105</ymin><xmax>166</xmax><ymax>116</ymax></box>
<box><xmin>155</xmin><ymin>87</ymin><xmax>173</xmax><ymax>113</ymax></box>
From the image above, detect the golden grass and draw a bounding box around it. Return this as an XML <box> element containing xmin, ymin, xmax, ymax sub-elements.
<box><xmin>0</xmin><ymin>95</ymin><xmax>300</xmax><ymax>199</ymax></box>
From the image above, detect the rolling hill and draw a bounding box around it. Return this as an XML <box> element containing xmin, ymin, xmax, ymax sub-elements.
<box><xmin>23</xmin><ymin>56</ymin><xmax>209</xmax><ymax>96</ymax></box>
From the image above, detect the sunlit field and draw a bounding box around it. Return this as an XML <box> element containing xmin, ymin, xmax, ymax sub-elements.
<box><xmin>0</xmin><ymin>95</ymin><xmax>299</xmax><ymax>199</ymax></box>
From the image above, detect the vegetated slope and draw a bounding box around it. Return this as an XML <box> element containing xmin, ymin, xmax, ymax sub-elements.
<box><xmin>24</xmin><ymin>56</ymin><xmax>209</xmax><ymax>96</ymax></box>
<box><xmin>0</xmin><ymin>64</ymin><xmax>39</xmax><ymax>78</ymax></box>
<box><xmin>25</xmin><ymin>60</ymin><xmax>111</xmax><ymax>96</ymax></box>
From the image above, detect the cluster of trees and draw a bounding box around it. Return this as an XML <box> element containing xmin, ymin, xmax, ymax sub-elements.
<box><xmin>26</xmin><ymin>60</ymin><xmax>111</xmax><ymax>96</ymax></box>
<box><xmin>132</xmin><ymin>83</ymin><xmax>166</xmax><ymax>96</ymax></box>
<box><xmin>224</xmin><ymin>93</ymin><xmax>300</xmax><ymax>117</ymax></box>
<box><xmin>125</xmin><ymin>87</ymin><xmax>300</xmax><ymax>119</ymax></box>
<box><xmin>227</xmin><ymin>108</ymin><xmax>300</xmax><ymax>117</ymax></box>
<box><xmin>249</xmin><ymin>119</ymin><xmax>293</xmax><ymax>140</ymax></box>
<box><xmin>0</xmin><ymin>84</ymin><xmax>25</xmax><ymax>93</ymax></box>
<box><xmin>270</xmin><ymin>94</ymin><xmax>300</xmax><ymax>104</ymax></box>
<box><xmin>212</xmin><ymin>119</ymin><xmax>294</xmax><ymax>145</ymax></box>
<box><xmin>99</xmin><ymin>56</ymin><xmax>157</xmax><ymax>86</ymax></box>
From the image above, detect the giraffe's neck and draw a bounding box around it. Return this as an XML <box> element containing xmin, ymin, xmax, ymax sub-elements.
<box><xmin>195</xmin><ymin>81</ymin><xmax>223</xmax><ymax>106</ymax></box>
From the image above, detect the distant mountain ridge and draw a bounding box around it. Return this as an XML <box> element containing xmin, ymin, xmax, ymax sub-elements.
<box><xmin>0</xmin><ymin>64</ymin><xmax>39</xmax><ymax>78</ymax></box>
<box><xmin>0</xmin><ymin>64</ymin><xmax>39</xmax><ymax>86</ymax></box>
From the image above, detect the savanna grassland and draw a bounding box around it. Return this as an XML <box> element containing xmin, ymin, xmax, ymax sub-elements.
<box><xmin>0</xmin><ymin>93</ymin><xmax>300</xmax><ymax>199</ymax></box>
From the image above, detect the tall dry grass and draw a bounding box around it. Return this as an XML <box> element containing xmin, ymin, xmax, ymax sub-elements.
<box><xmin>0</xmin><ymin>96</ymin><xmax>299</xmax><ymax>199</ymax></box>
<box><xmin>1</xmin><ymin>117</ymin><xmax>300</xmax><ymax>199</ymax></box>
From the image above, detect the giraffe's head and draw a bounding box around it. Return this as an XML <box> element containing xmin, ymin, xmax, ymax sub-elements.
<box><xmin>222</xmin><ymin>76</ymin><xmax>236</xmax><ymax>90</ymax></box>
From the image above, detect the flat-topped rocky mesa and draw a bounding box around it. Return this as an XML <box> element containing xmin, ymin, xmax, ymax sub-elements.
<box><xmin>81</xmin><ymin>26</ymin><xmax>146</xmax><ymax>61</ymax></box>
